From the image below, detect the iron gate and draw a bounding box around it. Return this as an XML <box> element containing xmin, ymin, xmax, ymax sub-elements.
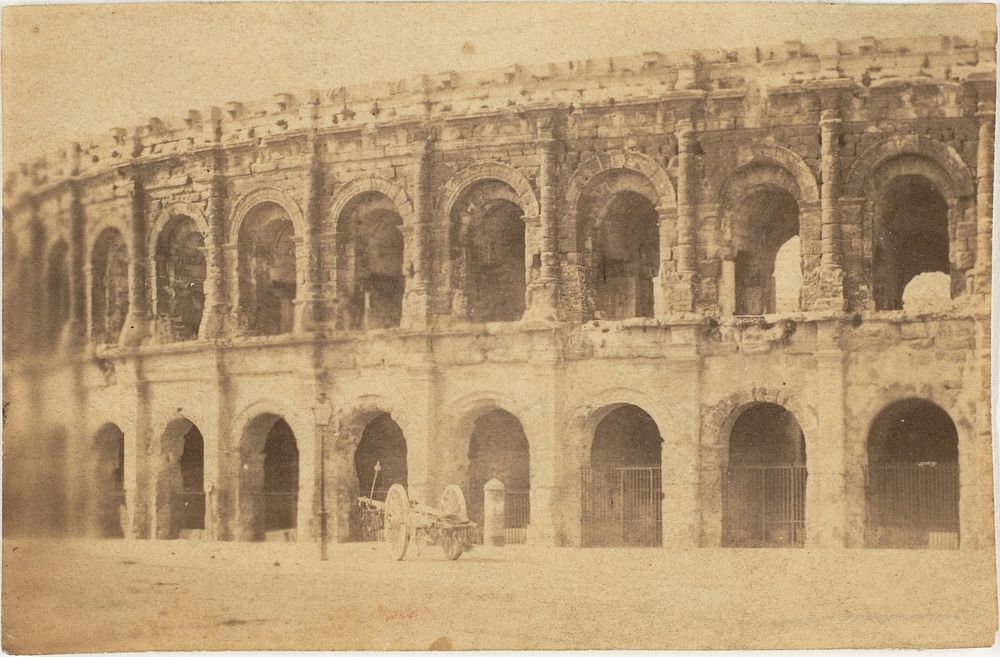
<box><xmin>581</xmin><ymin>466</ymin><xmax>662</xmax><ymax>547</ymax></box>
<box><xmin>865</xmin><ymin>462</ymin><xmax>959</xmax><ymax>548</ymax></box>
<box><xmin>470</xmin><ymin>488</ymin><xmax>531</xmax><ymax>545</ymax></box>
<box><xmin>722</xmin><ymin>465</ymin><xmax>806</xmax><ymax>547</ymax></box>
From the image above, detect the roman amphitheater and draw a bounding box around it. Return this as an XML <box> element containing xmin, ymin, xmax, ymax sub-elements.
<box><xmin>3</xmin><ymin>32</ymin><xmax>996</xmax><ymax>554</ymax></box>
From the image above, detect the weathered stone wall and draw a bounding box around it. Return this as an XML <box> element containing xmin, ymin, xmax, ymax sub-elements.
<box><xmin>2</xmin><ymin>33</ymin><xmax>995</xmax><ymax>551</ymax></box>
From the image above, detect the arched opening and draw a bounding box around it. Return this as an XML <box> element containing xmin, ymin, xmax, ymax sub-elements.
<box><xmin>465</xmin><ymin>202</ymin><xmax>526</xmax><ymax>322</ymax></box>
<box><xmin>237</xmin><ymin>202</ymin><xmax>296</xmax><ymax>335</ymax></box>
<box><xmin>45</xmin><ymin>240</ymin><xmax>70</xmax><ymax>349</ymax></box>
<box><xmin>335</xmin><ymin>193</ymin><xmax>405</xmax><ymax>330</ymax></box>
<box><xmin>866</xmin><ymin>398</ymin><xmax>959</xmax><ymax>548</ymax></box>
<box><xmin>772</xmin><ymin>236</ymin><xmax>802</xmax><ymax>313</ymax></box>
<box><xmin>733</xmin><ymin>189</ymin><xmax>800</xmax><ymax>315</ymax></box>
<box><xmin>593</xmin><ymin>191</ymin><xmax>659</xmax><ymax>320</ymax></box>
<box><xmin>91</xmin><ymin>227</ymin><xmax>130</xmax><ymax>344</ymax></box>
<box><xmin>466</xmin><ymin>409</ymin><xmax>530</xmax><ymax>543</ymax></box>
<box><xmin>449</xmin><ymin>180</ymin><xmax>528</xmax><ymax>323</ymax></box>
<box><xmin>154</xmin><ymin>216</ymin><xmax>206</xmax><ymax>341</ymax></box>
<box><xmin>237</xmin><ymin>415</ymin><xmax>299</xmax><ymax>540</ymax></box>
<box><xmin>582</xmin><ymin>404</ymin><xmax>662</xmax><ymax>547</ymax></box>
<box><xmin>874</xmin><ymin>175</ymin><xmax>950</xmax><ymax>311</ymax></box>
<box><xmin>155</xmin><ymin>420</ymin><xmax>206</xmax><ymax>539</ymax></box>
<box><xmin>722</xmin><ymin>403</ymin><xmax>806</xmax><ymax>547</ymax></box>
<box><xmin>352</xmin><ymin>413</ymin><xmax>407</xmax><ymax>540</ymax></box>
<box><xmin>93</xmin><ymin>424</ymin><xmax>126</xmax><ymax>538</ymax></box>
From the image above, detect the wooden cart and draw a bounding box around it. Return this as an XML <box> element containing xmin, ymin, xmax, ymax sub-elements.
<box><xmin>358</xmin><ymin>483</ymin><xmax>477</xmax><ymax>560</ymax></box>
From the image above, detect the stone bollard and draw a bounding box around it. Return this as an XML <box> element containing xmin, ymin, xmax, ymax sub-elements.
<box><xmin>483</xmin><ymin>478</ymin><xmax>506</xmax><ymax>547</ymax></box>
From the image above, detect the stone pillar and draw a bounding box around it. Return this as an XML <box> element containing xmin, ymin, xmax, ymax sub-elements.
<box><xmin>325</xmin><ymin>427</ymin><xmax>355</xmax><ymax>543</ymax></box>
<box><xmin>402</xmin><ymin>364</ymin><xmax>436</xmax><ymax>504</ymax></box>
<box><xmin>294</xmin><ymin>116</ymin><xmax>324</xmax><ymax>334</ymax></box>
<box><xmin>974</xmin><ymin>101</ymin><xmax>994</xmax><ymax>297</ymax></box>
<box><xmin>224</xmin><ymin>243</ymin><xmax>243</xmax><ymax>336</ymax></box>
<box><xmin>120</xmin><ymin>173</ymin><xmax>152</xmax><ymax>346</ymax></box>
<box><xmin>660</xmin><ymin>361</ymin><xmax>700</xmax><ymax>548</ymax></box>
<box><xmin>402</xmin><ymin>136</ymin><xmax>434</xmax><ymax>328</ymax></box>
<box><xmin>483</xmin><ymin>478</ymin><xmax>506</xmax><ymax>546</ymax></box>
<box><xmin>806</xmin><ymin>327</ymin><xmax>848</xmax><ymax>548</ymax></box>
<box><xmin>963</xmin><ymin>316</ymin><xmax>994</xmax><ymax>550</ymax></box>
<box><xmin>526</xmin><ymin>364</ymin><xmax>561</xmax><ymax>547</ymax></box>
<box><xmin>668</xmin><ymin>119</ymin><xmax>698</xmax><ymax>312</ymax></box>
<box><xmin>808</xmin><ymin>108</ymin><xmax>847</xmax><ymax>311</ymax></box>
<box><xmin>525</xmin><ymin>134</ymin><xmax>560</xmax><ymax>320</ymax></box>
<box><xmin>128</xmin><ymin>364</ymin><xmax>152</xmax><ymax>539</ymax></box>
<box><xmin>61</xmin><ymin>175</ymin><xmax>87</xmax><ymax>350</ymax></box>
<box><xmin>654</xmin><ymin>205</ymin><xmax>678</xmax><ymax>320</ymax></box>
<box><xmin>199</xmin><ymin>146</ymin><xmax>229</xmax><ymax>339</ymax></box>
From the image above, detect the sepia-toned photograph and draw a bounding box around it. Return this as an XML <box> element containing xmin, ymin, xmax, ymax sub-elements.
<box><xmin>1</xmin><ymin>1</ymin><xmax>998</xmax><ymax>652</ymax></box>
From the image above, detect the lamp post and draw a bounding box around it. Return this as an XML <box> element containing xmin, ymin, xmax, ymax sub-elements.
<box><xmin>312</xmin><ymin>398</ymin><xmax>334</xmax><ymax>561</ymax></box>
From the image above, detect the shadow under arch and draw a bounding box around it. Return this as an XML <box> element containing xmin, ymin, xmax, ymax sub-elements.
<box><xmin>581</xmin><ymin>403</ymin><xmax>663</xmax><ymax>548</ymax></box>
<box><xmin>92</xmin><ymin>423</ymin><xmax>126</xmax><ymax>538</ymax></box>
<box><xmin>236</xmin><ymin>413</ymin><xmax>300</xmax><ymax>541</ymax></box>
<box><xmin>865</xmin><ymin>397</ymin><xmax>959</xmax><ymax>549</ymax></box>
<box><xmin>154</xmin><ymin>417</ymin><xmax>206</xmax><ymax>539</ymax></box>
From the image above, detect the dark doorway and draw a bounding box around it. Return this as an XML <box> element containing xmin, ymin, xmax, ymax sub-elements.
<box><xmin>352</xmin><ymin>413</ymin><xmax>407</xmax><ymax>540</ymax></box>
<box><xmin>722</xmin><ymin>403</ymin><xmax>806</xmax><ymax>547</ymax></box>
<box><xmin>262</xmin><ymin>419</ymin><xmax>299</xmax><ymax>533</ymax></box>
<box><xmin>467</xmin><ymin>409</ymin><xmax>531</xmax><ymax>543</ymax></box>
<box><xmin>177</xmin><ymin>425</ymin><xmax>205</xmax><ymax>533</ymax></box>
<box><xmin>866</xmin><ymin>398</ymin><xmax>959</xmax><ymax>548</ymax></box>
<box><xmin>582</xmin><ymin>404</ymin><xmax>662</xmax><ymax>547</ymax></box>
<box><xmin>94</xmin><ymin>424</ymin><xmax>126</xmax><ymax>538</ymax></box>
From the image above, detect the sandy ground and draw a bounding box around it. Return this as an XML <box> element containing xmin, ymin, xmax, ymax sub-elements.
<box><xmin>2</xmin><ymin>537</ymin><xmax>997</xmax><ymax>652</ymax></box>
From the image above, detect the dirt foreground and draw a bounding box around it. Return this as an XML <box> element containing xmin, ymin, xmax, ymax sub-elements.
<box><xmin>2</xmin><ymin>538</ymin><xmax>997</xmax><ymax>652</ymax></box>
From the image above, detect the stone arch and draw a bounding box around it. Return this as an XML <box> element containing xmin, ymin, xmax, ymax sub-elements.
<box><xmin>91</xmin><ymin>422</ymin><xmax>126</xmax><ymax>538</ymax></box>
<box><xmin>575</xmin><ymin>400</ymin><xmax>664</xmax><ymax>547</ymax></box>
<box><xmin>440</xmin><ymin>161</ymin><xmax>540</xmax><ymax>221</ymax></box>
<box><xmin>702</xmin><ymin>387</ymin><xmax>815</xmax><ymax>455</ymax></box>
<box><xmin>85</xmin><ymin>210</ymin><xmax>131</xmax><ymax>265</ymax></box>
<box><xmin>90</xmin><ymin>225</ymin><xmax>130</xmax><ymax>344</ymax></box>
<box><xmin>329</xmin><ymin>176</ymin><xmax>415</xmax><ymax>229</ymax></box>
<box><xmin>707</xmin><ymin>143</ymin><xmax>820</xmax><ymax>204</ymax></box>
<box><xmin>232</xmin><ymin>194</ymin><xmax>299</xmax><ymax>336</ymax></box>
<box><xmin>337</xmin><ymin>394</ymin><xmax>413</xmax><ymax>450</ymax></box>
<box><xmin>565</xmin><ymin>150</ymin><xmax>676</xmax><ymax>212</ymax></box>
<box><xmin>331</xmin><ymin>184</ymin><xmax>409</xmax><ymax>330</ymax></box>
<box><xmin>702</xmin><ymin>387</ymin><xmax>814</xmax><ymax>547</ymax></box>
<box><xmin>153</xmin><ymin>415</ymin><xmax>207</xmax><ymax>539</ymax></box>
<box><xmin>148</xmin><ymin>202</ymin><xmax>210</xmax><ymax>261</ymax></box>
<box><xmin>227</xmin><ymin>187</ymin><xmax>306</xmax><ymax>244</ymax></box>
<box><xmin>563</xmin><ymin>387</ymin><xmax>686</xmax><ymax>461</ymax></box>
<box><xmin>228</xmin><ymin>399</ymin><xmax>306</xmax><ymax>449</ymax></box>
<box><xmin>150</xmin><ymin>205</ymin><xmax>209</xmax><ymax>342</ymax></box>
<box><xmin>845</xmin><ymin>135</ymin><xmax>975</xmax><ymax>200</ymax></box>
<box><xmin>864</xmin><ymin>397</ymin><xmax>961</xmax><ymax>549</ymax></box>
<box><xmin>338</xmin><ymin>399</ymin><xmax>409</xmax><ymax>541</ymax></box>
<box><xmin>847</xmin><ymin>139</ymin><xmax>976</xmax><ymax>309</ymax></box>
<box><xmin>440</xmin><ymin>164</ymin><xmax>538</xmax><ymax>323</ymax></box>
<box><xmin>446</xmin><ymin>392</ymin><xmax>533</xmax><ymax>537</ymax></box>
<box><xmin>235</xmin><ymin>410</ymin><xmax>301</xmax><ymax>541</ymax></box>
<box><xmin>568</xmin><ymin>155</ymin><xmax>671</xmax><ymax>321</ymax></box>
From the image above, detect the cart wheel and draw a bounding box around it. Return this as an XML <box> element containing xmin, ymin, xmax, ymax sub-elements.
<box><xmin>441</xmin><ymin>530</ymin><xmax>464</xmax><ymax>560</ymax></box>
<box><xmin>438</xmin><ymin>484</ymin><xmax>469</xmax><ymax>521</ymax></box>
<box><xmin>384</xmin><ymin>483</ymin><xmax>410</xmax><ymax>561</ymax></box>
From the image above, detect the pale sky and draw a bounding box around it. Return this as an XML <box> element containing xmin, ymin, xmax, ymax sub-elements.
<box><xmin>2</xmin><ymin>2</ymin><xmax>996</xmax><ymax>171</ymax></box>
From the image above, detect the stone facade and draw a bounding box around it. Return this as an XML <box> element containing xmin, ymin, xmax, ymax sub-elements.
<box><xmin>3</xmin><ymin>33</ymin><xmax>996</xmax><ymax>551</ymax></box>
